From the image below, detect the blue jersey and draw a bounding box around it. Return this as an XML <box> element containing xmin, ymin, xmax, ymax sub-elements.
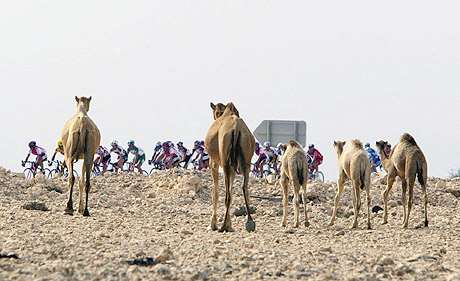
<box><xmin>366</xmin><ymin>147</ymin><xmax>381</xmax><ymax>166</ymax></box>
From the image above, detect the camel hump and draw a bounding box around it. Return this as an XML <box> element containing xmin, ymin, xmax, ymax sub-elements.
<box><xmin>351</xmin><ymin>139</ymin><xmax>363</xmax><ymax>149</ymax></box>
<box><xmin>400</xmin><ymin>133</ymin><xmax>417</xmax><ymax>146</ymax></box>
<box><xmin>288</xmin><ymin>140</ymin><xmax>301</xmax><ymax>149</ymax></box>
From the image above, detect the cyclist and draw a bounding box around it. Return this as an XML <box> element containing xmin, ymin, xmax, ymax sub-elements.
<box><xmin>94</xmin><ymin>145</ymin><xmax>111</xmax><ymax>174</ymax></box>
<box><xmin>22</xmin><ymin>141</ymin><xmax>47</xmax><ymax>173</ymax></box>
<box><xmin>262</xmin><ymin>141</ymin><xmax>278</xmax><ymax>175</ymax></box>
<box><xmin>127</xmin><ymin>140</ymin><xmax>146</xmax><ymax>174</ymax></box>
<box><xmin>110</xmin><ymin>140</ymin><xmax>128</xmax><ymax>172</ymax></box>
<box><xmin>177</xmin><ymin>142</ymin><xmax>192</xmax><ymax>168</ymax></box>
<box><xmin>149</xmin><ymin>141</ymin><xmax>163</xmax><ymax>162</ymax></box>
<box><xmin>365</xmin><ymin>143</ymin><xmax>381</xmax><ymax>173</ymax></box>
<box><xmin>254</xmin><ymin>142</ymin><xmax>267</xmax><ymax>178</ymax></box>
<box><xmin>307</xmin><ymin>144</ymin><xmax>323</xmax><ymax>175</ymax></box>
<box><xmin>157</xmin><ymin>142</ymin><xmax>181</xmax><ymax>169</ymax></box>
<box><xmin>49</xmin><ymin>140</ymin><xmax>66</xmax><ymax>175</ymax></box>
<box><xmin>196</xmin><ymin>145</ymin><xmax>209</xmax><ymax>170</ymax></box>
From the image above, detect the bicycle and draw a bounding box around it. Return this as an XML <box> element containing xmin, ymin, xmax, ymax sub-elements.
<box><xmin>148</xmin><ymin>160</ymin><xmax>165</xmax><ymax>175</ymax></box>
<box><xmin>47</xmin><ymin>160</ymin><xmax>79</xmax><ymax>179</ymax></box>
<box><xmin>22</xmin><ymin>160</ymin><xmax>45</xmax><ymax>180</ymax></box>
<box><xmin>125</xmin><ymin>161</ymin><xmax>149</xmax><ymax>176</ymax></box>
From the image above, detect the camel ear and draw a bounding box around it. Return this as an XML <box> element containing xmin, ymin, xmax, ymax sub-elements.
<box><xmin>75</xmin><ymin>96</ymin><xmax>79</xmax><ymax>103</ymax></box>
<box><xmin>210</xmin><ymin>103</ymin><xmax>216</xmax><ymax>110</ymax></box>
<box><xmin>226</xmin><ymin>103</ymin><xmax>240</xmax><ymax>117</ymax></box>
<box><xmin>333</xmin><ymin>141</ymin><xmax>338</xmax><ymax>147</ymax></box>
<box><xmin>88</xmin><ymin>96</ymin><xmax>92</xmax><ymax>102</ymax></box>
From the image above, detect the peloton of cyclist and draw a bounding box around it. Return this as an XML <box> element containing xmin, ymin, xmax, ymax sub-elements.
<box><xmin>23</xmin><ymin>141</ymin><xmax>47</xmax><ymax>173</ymax></box>
<box><xmin>127</xmin><ymin>140</ymin><xmax>146</xmax><ymax>174</ymax></box>
<box><xmin>307</xmin><ymin>144</ymin><xmax>323</xmax><ymax>175</ymax></box>
<box><xmin>364</xmin><ymin>143</ymin><xmax>381</xmax><ymax>173</ymax></box>
<box><xmin>110</xmin><ymin>140</ymin><xmax>128</xmax><ymax>173</ymax></box>
<box><xmin>94</xmin><ymin>145</ymin><xmax>111</xmax><ymax>174</ymax></box>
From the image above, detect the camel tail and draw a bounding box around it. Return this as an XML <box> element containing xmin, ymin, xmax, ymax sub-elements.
<box><xmin>71</xmin><ymin>124</ymin><xmax>88</xmax><ymax>160</ymax></box>
<box><xmin>359</xmin><ymin>160</ymin><xmax>368</xmax><ymax>190</ymax></box>
<box><xmin>296</xmin><ymin>158</ymin><xmax>305</xmax><ymax>186</ymax></box>
<box><xmin>229</xmin><ymin>130</ymin><xmax>244</xmax><ymax>173</ymax></box>
<box><xmin>416</xmin><ymin>159</ymin><xmax>425</xmax><ymax>186</ymax></box>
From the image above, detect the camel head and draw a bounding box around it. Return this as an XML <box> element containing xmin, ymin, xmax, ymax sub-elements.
<box><xmin>210</xmin><ymin>102</ymin><xmax>226</xmax><ymax>120</ymax></box>
<box><xmin>75</xmin><ymin>96</ymin><xmax>92</xmax><ymax>113</ymax></box>
<box><xmin>333</xmin><ymin>141</ymin><xmax>345</xmax><ymax>157</ymax></box>
<box><xmin>376</xmin><ymin>140</ymin><xmax>391</xmax><ymax>158</ymax></box>
<box><xmin>210</xmin><ymin>102</ymin><xmax>240</xmax><ymax>120</ymax></box>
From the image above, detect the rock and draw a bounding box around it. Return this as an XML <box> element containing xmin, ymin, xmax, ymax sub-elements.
<box><xmin>335</xmin><ymin>230</ymin><xmax>346</xmax><ymax>236</ymax></box>
<box><xmin>375</xmin><ymin>265</ymin><xmax>385</xmax><ymax>274</ymax></box>
<box><xmin>22</xmin><ymin>201</ymin><xmax>49</xmax><ymax>211</ymax></box>
<box><xmin>156</xmin><ymin>264</ymin><xmax>171</xmax><ymax>275</ymax></box>
<box><xmin>156</xmin><ymin>248</ymin><xmax>174</xmax><ymax>263</ymax></box>
<box><xmin>435</xmin><ymin>181</ymin><xmax>446</xmax><ymax>189</ymax></box>
<box><xmin>191</xmin><ymin>271</ymin><xmax>209</xmax><ymax>280</ymax></box>
<box><xmin>388</xmin><ymin>200</ymin><xmax>398</xmax><ymax>208</ymax></box>
<box><xmin>379</xmin><ymin>256</ymin><xmax>395</xmax><ymax>266</ymax></box>
<box><xmin>372</xmin><ymin>206</ymin><xmax>384</xmax><ymax>213</ymax></box>
<box><xmin>394</xmin><ymin>265</ymin><xmax>414</xmax><ymax>276</ymax></box>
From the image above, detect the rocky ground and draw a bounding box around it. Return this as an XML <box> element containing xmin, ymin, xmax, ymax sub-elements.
<box><xmin>1</xmin><ymin>166</ymin><xmax>459</xmax><ymax>281</ymax></box>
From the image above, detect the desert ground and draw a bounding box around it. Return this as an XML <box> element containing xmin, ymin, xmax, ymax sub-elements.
<box><xmin>1</xmin><ymin>166</ymin><xmax>459</xmax><ymax>281</ymax></box>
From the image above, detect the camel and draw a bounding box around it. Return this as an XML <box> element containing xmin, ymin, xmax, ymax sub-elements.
<box><xmin>375</xmin><ymin>133</ymin><xmax>428</xmax><ymax>228</ymax></box>
<box><xmin>61</xmin><ymin>96</ymin><xmax>101</xmax><ymax>216</ymax></box>
<box><xmin>279</xmin><ymin>140</ymin><xmax>309</xmax><ymax>228</ymax></box>
<box><xmin>205</xmin><ymin>102</ymin><xmax>255</xmax><ymax>232</ymax></box>
<box><xmin>330</xmin><ymin>140</ymin><xmax>372</xmax><ymax>229</ymax></box>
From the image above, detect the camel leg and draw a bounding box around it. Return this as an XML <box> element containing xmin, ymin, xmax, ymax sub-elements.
<box><xmin>242</xmin><ymin>168</ymin><xmax>255</xmax><ymax>232</ymax></box>
<box><xmin>404</xmin><ymin>175</ymin><xmax>415</xmax><ymax>228</ymax></box>
<box><xmin>302</xmin><ymin>182</ymin><xmax>309</xmax><ymax>227</ymax></box>
<box><xmin>210</xmin><ymin>160</ymin><xmax>219</xmax><ymax>231</ymax></box>
<box><xmin>293</xmin><ymin>180</ymin><xmax>301</xmax><ymax>228</ymax></box>
<box><xmin>422</xmin><ymin>183</ymin><xmax>428</xmax><ymax>227</ymax></box>
<box><xmin>382</xmin><ymin>169</ymin><xmax>397</xmax><ymax>224</ymax></box>
<box><xmin>366</xmin><ymin>184</ymin><xmax>372</xmax><ymax>230</ymax></box>
<box><xmin>64</xmin><ymin>158</ymin><xmax>75</xmax><ymax>215</ymax></box>
<box><xmin>78</xmin><ymin>165</ymin><xmax>86</xmax><ymax>214</ymax></box>
<box><xmin>83</xmin><ymin>154</ymin><xmax>93</xmax><ymax>217</ymax></box>
<box><xmin>280</xmin><ymin>174</ymin><xmax>289</xmax><ymax>227</ymax></box>
<box><xmin>401</xmin><ymin>179</ymin><xmax>408</xmax><ymax>227</ymax></box>
<box><xmin>219</xmin><ymin>165</ymin><xmax>234</xmax><ymax>232</ymax></box>
<box><xmin>351</xmin><ymin>181</ymin><xmax>360</xmax><ymax>229</ymax></box>
<box><xmin>329</xmin><ymin>172</ymin><xmax>346</xmax><ymax>226</ymax></box>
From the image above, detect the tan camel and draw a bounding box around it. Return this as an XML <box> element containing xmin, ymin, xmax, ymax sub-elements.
<box><xmin>375</xmin><ymin>133</ymin><xmax>428</xmax><ymax>228</ymax></box>
<box><xmin>330</xmin><ymin>140</ymin><xmax>372</xmax><ymax>229</ymax></box>
<box><xmin>375</xmin><ymin>141</ymin><xmax>393</xmax><ymax>173</ymax></box>
<box><xmin>280</xmin><ymin>140</ymin><xmax>309</xmax><ymax>228</ymax></box>
<box><xmin>61</xmin><ymin>96</ymin><xmax>101</xmax><ymax>216</ymax></box>
<box><xmin>205</xmin><ymin>102</ymin><xmax>255</xmax><ymax>232</ymax></box>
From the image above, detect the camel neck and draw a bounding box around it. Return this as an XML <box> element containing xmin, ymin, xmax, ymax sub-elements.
<box><xmin>76</xmin><ymin>105</ymin><xmax>88</xmax><ymax>115</ymax></box>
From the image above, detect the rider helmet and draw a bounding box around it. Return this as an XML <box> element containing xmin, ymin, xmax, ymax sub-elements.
<box><xmin>28</xmin><ymin>141</ymin><xmax>37</xmax><ymax>148</ymax></box>
<box><xmin>263</xmin><ymin>141</ymin><xmax>271</xmax><ymax>148</ymax></box>
<box><xmin>111</xmin><ymin>140</ymin><xmax>118</xmax><ymax>146</ymax></box>
<box><xmin>308</xmin><ymin>144</ymin><xmax>315</xmax><ymax>149</ymax></box>
<box><xmin>177</xmin><ymin>142</ymin><xmax>183</xmax><ymax>147</ymax></box>
<box><xmin>365</xmin><ymin>143</ymin><xmax>370</xmax><ymax>148</ymax></box>
<box><xmin>127</xmin><ymin>140</ymin><xmax>135</xmax><ymax>146</ymax></box>
<box><xmin>277</xmin><ymin>143</ymin><xmax>284</xmax><ymax>148</ymax></box>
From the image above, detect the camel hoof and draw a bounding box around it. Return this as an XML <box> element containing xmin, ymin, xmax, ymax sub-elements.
<box><xmin>424</xmin><ymin>221</ymin><xmax>429</xmax><ymax>228</ymax></box>
<box><xmin>64</xmin><ymin>208</ymin><xmax>74</xmax><ymax>216</ymax></box>
<box><xmin>382</xmin><ymin>221</ymin><xmax>388</xmax><ymax>225</ymax></box>
<box><xmin>245</xmin><ymin>220</ymin><xmax>256</xmax><ymax>232</ymax></box>
<box><xmin>83</xmin><ymin>210</ymin><xmax>90</xmax><ymax>217</ymax></box>
<box><xmin>218</xmin><ymin>226</ymin><xmax>234</xmax><ymax>233</ymax></box>
<box><xmin>210</xmin><ymin>223</ymin><xmax>218</xmax><ymax>231</ymax></box>
<box><xmin>367</xmin><ymin>225</ymin><xmax>372</xmax><ymax>230</ymax></box>
<box><xmin>328</xmin><ymin>222</ymin><xmax>335</xmax><ymax>227</ymax></box>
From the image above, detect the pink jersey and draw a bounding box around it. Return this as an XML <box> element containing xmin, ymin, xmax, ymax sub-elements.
<box><xmin>30</xmin><ymin>146</ymin><xmax>47</xmax><ymax>156</ymax></box>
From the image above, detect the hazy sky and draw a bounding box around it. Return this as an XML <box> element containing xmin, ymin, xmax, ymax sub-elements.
<box><xmin>1</xmin><ymin>1</ymin><xmax>459</xmax><ymax>179</ymax></box>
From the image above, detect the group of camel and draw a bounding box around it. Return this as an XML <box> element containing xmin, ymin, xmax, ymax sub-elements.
<box><xmin>59</xmin><ymin>97</ymin><xmax>428</xmax><ymax>233</ymax></box>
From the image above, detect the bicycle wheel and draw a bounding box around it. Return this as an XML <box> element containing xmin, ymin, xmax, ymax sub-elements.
<box><xmin>315</xmin><ymin>171</ymin><xmax>325</xmax><ymax>183</ymax></box>
<box><xmin>23</xmin><ymin>168</ymin><xmax>34</xmax><ymax>180</ymax></box>
<box><xmin>46</xmin><ymin>169</ymin><xmax>57</xmax><ymax>179</ymax></box>
<box><xmin>142</xmin><ymin>170</ymin><xmax>149</xmax><ymax>176</ymax></box>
